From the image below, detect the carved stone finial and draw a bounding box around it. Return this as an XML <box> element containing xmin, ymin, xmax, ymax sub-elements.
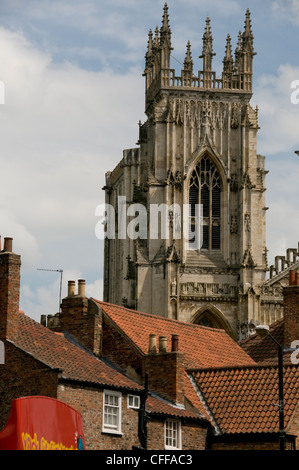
<box><xmin>223</xmin><ymin>34</ymin><xmax>233</xmax><ymax>72</ymax></box>
<box><xmin>145</xmin><ymin>29</ymin><xmax>154</xmax><ymax>69</ymax></box>
<box><xmin>242</xmin><ymin>8</ymin><xmax>255</xmax><ymax>55</ymax></box>
<box><xmin>160</xmin><ymin>2</ymin><xmax>172</xmax><ymax>49</ymax></box>
<box><xmin>200</xmin><ymin>16</ymin><xmax>216</xmax><ymax>71</ymax></box>
<box><xmin>184</xmin><ymin>41</ymin><xmax>193</xmax><ymax>71</ymax></box>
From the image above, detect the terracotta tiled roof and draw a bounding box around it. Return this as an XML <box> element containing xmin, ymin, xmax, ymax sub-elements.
<box><xmin>241</xmin><ymin>319</ymin><xmax>295</xmax><ymax>365</ymax></box>
<box><xmin>9</xmin><ymin>314</ymin><xmax>142</xmax><ymax>391</ymax></box>
<box><xmin>96</xmin><ymin>301</ymin><xmax>256</xmax><ymax>369</ymax></box>
<box><xmin>190</xmin><ymin>365</ymin><xmax>299</xmax><ymax>435</ymax></box>
<box><xmin>9</xmin><ymin>312</ymin><xmax>213</xmax><ymax>423</ymax></box>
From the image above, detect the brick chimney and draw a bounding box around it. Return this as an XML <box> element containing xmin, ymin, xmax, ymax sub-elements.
<box><xmin>59</xmin><ymin>280</ymin><xmax>102</xmax><ymax>356</ymax></box>
<box><xmin>0</xmin><ymin>237</ymin><xmax>21</xmax><ymax>341</ymax></box>
<box><xmin>143</xmin><ymin>334</ymin><xmax>185</xmax><ymax>406</ymax></box>
<box><xmin>283</xmin><ymin>270</ymin><xmax>299</xmax><ymax>348</ymax></box>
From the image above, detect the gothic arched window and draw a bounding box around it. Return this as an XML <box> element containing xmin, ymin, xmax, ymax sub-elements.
<box><xmin>189</xmin><ymin>155</ymin><xmax>221</xmax><ymax>250</ymax></box>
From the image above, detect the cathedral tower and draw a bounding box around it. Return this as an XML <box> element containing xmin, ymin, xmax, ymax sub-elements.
<box><xmin>103</xmin><ymin>4</ymin><xmax>268</xmax><ymax>340</ymax></box>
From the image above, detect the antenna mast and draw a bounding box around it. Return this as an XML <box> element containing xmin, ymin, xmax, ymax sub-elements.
<box><xmin>37</xmin><ymin>268</ymin><xmax>63</xmax><ymax>313</ymax></box>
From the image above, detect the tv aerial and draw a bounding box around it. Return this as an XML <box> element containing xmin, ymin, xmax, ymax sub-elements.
<box><xmin>37</xmin><ymin>268</ymin><xmax>63</xmax><ymax>313</ymax></box>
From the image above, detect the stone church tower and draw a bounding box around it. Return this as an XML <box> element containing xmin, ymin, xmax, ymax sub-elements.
<box><xmin>103</xmin><ymin>4</ymin><xmax>269</xmax><ymax>341</ymax></box>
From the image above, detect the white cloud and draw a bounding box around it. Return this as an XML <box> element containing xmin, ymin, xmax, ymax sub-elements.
<box><xmin>86</xmin><ymin>278</ymin><xmax>103</xmax><ymax>301</ymax></box>
<box><xmin>253</xmin><ymin>64</ymin><xmax>299</xmax><ymax>155</ymax></box>
<box><xmin>0</xmin><ymin>26</ymin><xmax>143</xmax><ymax>318</ymax></box>
<box><xmin>272</xmin><ymin>0</ymin><xmax>299</xmax><ymax>25</ymax></box>
<box><xmin>251</xmin><ymin>62</ymin><xmax>299</xmax><ymax>267</ymax></box>
<box><xmin>0</xmin><ymin>208</ymin><xmax>40</xmax><ymax>270</ymax></box>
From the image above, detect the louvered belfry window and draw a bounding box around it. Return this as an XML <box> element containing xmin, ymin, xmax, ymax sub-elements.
<box><xmin>189</xmin><ymin>155</ymin><xmax>221</xmax><ymax>250</ymax></box>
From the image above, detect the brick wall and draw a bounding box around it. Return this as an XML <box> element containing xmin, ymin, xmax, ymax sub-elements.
<box><xmin>147</xmin><ymin>418</ymin><xmax>207</xmax><ymax>450</ymax></box>
<box><xmin>57</xmin><ymin>383</ymin><xmax>140</xmax><ymax>450</ymax></box>
<box><xmin>0</xmin><ymin>342</ymin><xmax>59</xmax><ymax>429</ymax></box>
<box><xmin>101</xmin><ymin>317</ymin><xmax>143</xmax><ymax>381</ymax></box>
<box><xmin>283</xmin><ymin>275</ymin><xmax>299</xmax><ymax>348</ymax></box>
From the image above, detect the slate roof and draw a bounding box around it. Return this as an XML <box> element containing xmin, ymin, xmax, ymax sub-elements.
<box><xmin>190</xmin><ymin>364</ymin><xmax>299</xmax><ymax>435</ymax></box>
<box><xmin>96</xmin><ymin>300</ymin><xmax>256</xmax><ymax>369</ymax></box>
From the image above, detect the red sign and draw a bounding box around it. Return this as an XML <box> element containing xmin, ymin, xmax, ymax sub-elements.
<box><xmin>0</xmin><ymin>396</ymin><xmax>85</xmax><ymax>450</ymax></box>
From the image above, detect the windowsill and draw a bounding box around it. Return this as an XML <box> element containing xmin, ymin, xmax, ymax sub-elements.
<box><xmin>102</xmin><ymin>429</ymin><xmax>123</xmax><ymax>437</ymax></box>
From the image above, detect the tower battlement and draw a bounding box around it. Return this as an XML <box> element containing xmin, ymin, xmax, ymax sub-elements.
<box><xmin>144</xmin><ymin>4</ymin><xmax>255</xmax><ymax>109</ymax></box>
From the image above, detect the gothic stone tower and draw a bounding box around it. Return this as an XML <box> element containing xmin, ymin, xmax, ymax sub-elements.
<box><xmin>103</xmin><ymin>4</ymin><xmax>268</xmax><ymax>341</ymax></box>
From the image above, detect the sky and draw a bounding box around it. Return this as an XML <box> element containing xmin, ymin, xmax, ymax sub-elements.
<box><xmin>0</xmin><ymin>0</ymin><xmax>298</xmax><ymax>322</ymax></box>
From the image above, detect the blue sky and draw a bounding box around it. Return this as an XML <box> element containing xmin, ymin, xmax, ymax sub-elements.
<box><xmin>0</xmin><ymin>0</ymin><xmax>298</xmax><ymax>321</ymax></box>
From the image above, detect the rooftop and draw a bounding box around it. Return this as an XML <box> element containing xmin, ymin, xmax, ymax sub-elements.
<box><xmin>96</xmin><ymin>300</ymin><xmax>256</xmax><ymax>369</ymax></box>
<box><xmin>190</xmin><ymin>364</ymin><xmax>299</xmax><ymax>435</ymax></box>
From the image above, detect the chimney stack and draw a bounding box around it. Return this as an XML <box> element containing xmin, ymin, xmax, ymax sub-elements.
<box><xmin>143</xmin><ymin>333</ymin><xmax>185</xmax><ymax>406</ymax></box>
<box><xmin>283</xmin><ymin>270</ymin><xmax>299</xmax><ymax>348</ymax></box>
<box><xmin>78</xmin><ymin>279</ymin><xmax>86</xmax><ymax>297</ymax></box>
<box><xmin>171</xmin><ymin>334</ymin><xmax>179</xmax><ymax>352</ymax></box>
<box><xmin>0</xmin><ymin>237</ymin><xmax>21</xmax><ymax>341</ymax></box>
<box><xmin>159</xmin><ymin>336</ymin><xmax>167</xmax><ymax>353</ymax></box>
<box><xmin>148</xmin><ymin>334</ymin><xmax>157</xmax><ymax>353</ymax></box>
<box><xmin>3</xmin><ymin>237</ymin><xmax>13</xmax><ymax>252</ymax></box>
<box><xmin>59</xmin><ymin>280</ymin><xmax>102</xmax><ymax>356</ymax></box>
<box><xmin>68</xmin><ymin>280</ymin><xmax>76</xmax><ymax>297</ymax></box>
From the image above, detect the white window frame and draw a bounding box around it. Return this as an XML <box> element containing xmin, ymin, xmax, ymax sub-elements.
<box><xmin>102</xmin><ymin>390</ymin><xmax>122</xmax><ymax>435</ymax></box>
<box><xmin>127</xmin><ymin>394</ymin><xmax>140</xmax><ymax>410</ymax></box>
<box><xmin>164</xmin><ymin>419</ymin><xmax>182</xmax><ymax>450</ymax></box>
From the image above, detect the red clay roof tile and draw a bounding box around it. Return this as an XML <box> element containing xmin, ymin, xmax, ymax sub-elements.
<box><xmin>96</xmin><ymin>300</ymin><xmax>256</xmax><ymax>370</ymax></box>
<box><xmin>9</xmin><ymin>312</ymin><xmax>210</xmax><ymax>423</ymax></box>
<box><xmin>190</xmin><ymin>365</ymin><xmax>299</xmax><ymax>434</ymax></box>
<box><xmin>9</xmin><ymin>314</ymin><xmax>142</xmax><ymax>392</ymax></box>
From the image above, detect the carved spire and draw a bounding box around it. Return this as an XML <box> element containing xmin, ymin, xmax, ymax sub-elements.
<box><xmin>145</xmin><ymin>29</ymin><xmax>154</xmax><ymax>69</ymax></box>
<box><xmin>200</xmin><ymin>16</ymin><xmax>215</xmax><ymax>71</ymax></box>
<box><xmin>159</xmin><ymin>3</ymin><xmax>172</xmax><ymax>70</ymax></box>
<box><xmin>184</xmin><ymin>41</ymin><xmax>193</xmax><ymax>71</ymax></box>
<box><xmin>160</xmin><ymin>2</ymin><xmax>171</xmax><ymax>47</ymax></box>
<box><xmin>153</xmin><ymin>26</ymin><xmax>160</xmax><ymax>51</ymax></box>
<box><xmin>242</xmin><ymin>8</ymin><xmax>254</xmax><ymax>55</ymax></box>
<box><xmin>182</xmin><ymin>41</ymin><xmax>193</xmax><ymax>85</ymax></box>
<box><xmin>223</xmin><ymin>34</ymin><xmax>233</xmax><ymax>72</ymax></box>
<box><xmin>239</xmin><ymin>8</ymin><xmax>255</xmax><ymax>86</ymax></box>
<box><xmin>234</xmin><ymin>30</ymin><xmax>242</xmax><ymax>74</ymax></box>
<box><xmin>243</xmin><ymin>10</ymin><xmax>253</xmax><ymax>43</ymax></box>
